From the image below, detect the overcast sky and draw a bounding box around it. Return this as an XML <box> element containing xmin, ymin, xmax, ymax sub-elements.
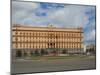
<box><xmin>12</xmin><ymin>1</ymin><xmax>96</xmax><ymax>45</ymax></box>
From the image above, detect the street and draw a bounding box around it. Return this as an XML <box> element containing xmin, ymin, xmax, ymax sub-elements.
<box><xmin>11</xmin><ymin>56</ymin><xmax>96</xmax><ymax>74</ymax></box>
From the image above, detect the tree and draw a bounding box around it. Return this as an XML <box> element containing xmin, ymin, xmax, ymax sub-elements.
<box><xmin>24</xmin><ymin>52</ymin><xmax>27</xmax><ymax>57</ymax></box>
<box><xmin>34</xmin><ymin>50</ymin><xmax>40</xmax><ymax>56</ymax></box>
<box><xmin>62</xmin><ymin>49</ymin><xmax>66</xmax><ymax>54</ymax></box>
<box><xmin>41</xmin><ymin>49</ymin><xmax>46</xmax><ymax>55</ymax></box>
<box><xmin>30</xmin><ymin>51</ymin><xmax>33</xmax><ymax>56</ymax></box>
<box><xmin>16</xmin><ymin>50</ymin><xmax>22</xmax><ymax>57</ymax></box>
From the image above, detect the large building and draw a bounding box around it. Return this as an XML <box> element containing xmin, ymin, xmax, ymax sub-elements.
<box><xmin>12</xmin><ymin>24</ymin><xmax>84</xmax><ymax>58</ymax></box>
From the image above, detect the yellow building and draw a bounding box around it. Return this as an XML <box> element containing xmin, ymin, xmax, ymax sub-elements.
<box><xmin>12</xmin><ymin>24</ymin><xmax>84</xmax><ymax>58</ymax></box>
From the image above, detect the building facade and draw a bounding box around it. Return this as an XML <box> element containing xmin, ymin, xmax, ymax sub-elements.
<box><xmin>12</xmin><ymin>24</ymin><xmax>84</xmax><ymax>58</ymax></box>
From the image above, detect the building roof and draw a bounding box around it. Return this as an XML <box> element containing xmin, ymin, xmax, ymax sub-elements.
<box><xmin>12</xmin><ymin>24</ymin><xmax>83</xmax><ymax>32</ymax></box>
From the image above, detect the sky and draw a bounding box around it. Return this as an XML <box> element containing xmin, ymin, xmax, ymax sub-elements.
<box><xmin>12</xmin><ymin>1</ymin><xmax>96</xmax><ymax>46</ymax></box>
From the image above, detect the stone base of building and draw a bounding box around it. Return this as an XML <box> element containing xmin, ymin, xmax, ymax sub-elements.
<box><xmin>12</xmin><ymin>48</ymin><xmax>84</xmax><ymax>59</ymax></box>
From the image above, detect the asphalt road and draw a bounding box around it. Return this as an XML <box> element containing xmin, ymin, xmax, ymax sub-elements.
<box><xmin>11</xmin><ymin>56</ymin><xmax>96</xmax><ymax>74</ymax></box>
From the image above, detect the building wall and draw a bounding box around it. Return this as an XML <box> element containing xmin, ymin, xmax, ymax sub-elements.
<box><xmin>12</xmin><ymin>24</ymin><xmax>84</xmax><ymax>57</ymax></box>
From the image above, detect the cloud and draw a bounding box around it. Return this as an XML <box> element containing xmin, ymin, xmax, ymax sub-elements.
<box><xmin>84</xmin><ymin>29</ymin><xmax>95</xmax><ymax>45</ymax></box>
<box><xmin>12</xmin><ymin>1</ymin><xmax>95</xmax><ymax>27</ymax></box>
<box><xmin>12</xmin><ymin>1</ymin><xmax>39</xmax><ymax>25</ymax></box>
<box><xmin>85</xmin><ymin>29</ymin><xmax>95</xmax><ymax>41</ymax></box>
<box><xmin>46</xmin><ymin>5</ymin><xmax>89</xmax><ymax>28</ymax></box>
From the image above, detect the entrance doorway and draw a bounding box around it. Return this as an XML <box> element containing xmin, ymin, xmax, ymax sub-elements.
<box><xmin>48</xmin><ymin>43</ymin><xmax>55</xmax><ymax>48</ymax></box>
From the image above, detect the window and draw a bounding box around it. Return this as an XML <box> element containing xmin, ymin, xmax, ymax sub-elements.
<box><xmin>30</xmin><ymin>44</ymin><xmax>32</xmax><ymax>48</ymax></box>
<box><xmin>24</xmin><ymin>44</ymin><xmax>27</xmax><ymax>48</ymax></box>
<box><xmin>24</xmin><ymin>37</ymin><xmax>26</xmax><ymax>42</ymax></box>
<box><xmin>13</xmin><ymin>37</ymin><xmax>16</xmax><ymax>42</ymax></box>
<box><xmin>21</xmin><ymin>44</ymin><xmax>24</xmax><ymax>48</ymax></box>
<box><xmin>80</xmin><ymin>33</ymin><xmax>81</xmax><ymax>37</ymax></box>
<box><xmin>34</xmin><ymin>32</ymin><xmax>36</xmax><ymax>36</ymax></box>
<box><xmin>67</xmin><ymin>33</ymin><xmax>69</xmax><ymax>37</ymax></box>
<box><xmin>12</xmin><ymin>31</ymin><xmax>16</xmax><ymax>35</ymax></box>
<box><xmin>17</xmin><ymin>37</ymin><xmax>20</xmax><ymax>41</ymax></box>
<box><xmin>12</xmin><ymin>43</ymin><xmax>16</xmax><ymax>48</ymax></box>
<box><xmin>17</xmin><ymin>32</ymin><xmax>20</xmax><ymax>35</ymax></box>
<box><xmin>18</xmin><ymin>43</ymin><xmax>20</xmax><ymax>48</ymax></box>
<box><xmin>32</xmin><ymin>32</ymin><xmax>34</xmax><ymax>36</ymax></box>
<box><xmin>31</xmin><ymin>32</ymin><xmax>33</xmax><ymax>36</ymax></box>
